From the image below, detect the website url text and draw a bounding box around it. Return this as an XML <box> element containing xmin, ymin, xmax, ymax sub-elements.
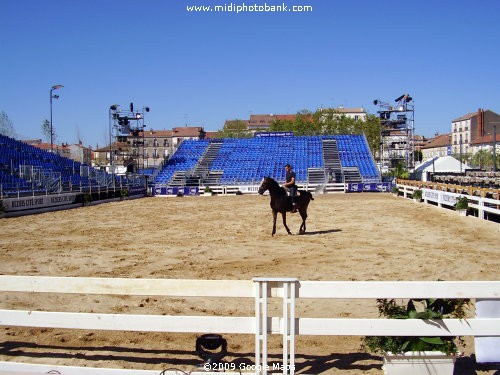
<box><xmin>186</xmin><ymin>2</ymin><xmax>313</xmax><ymax>14</ymax></box>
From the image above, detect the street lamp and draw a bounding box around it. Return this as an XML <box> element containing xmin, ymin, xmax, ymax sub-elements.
<box><xmin>109</xmin><ymin>104</ymin><xmax>120</xmax><ymax>186</ymax></box>
<box><xmin>50</xmin><ymin>85</ymin><xmax>64</xmax><ymax>153</ymax></box>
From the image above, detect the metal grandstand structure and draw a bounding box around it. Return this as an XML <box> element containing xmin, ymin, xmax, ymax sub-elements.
<box><xmin>153</xmin><ymin>135</ymin><xmax>381</xmax><ymax>189</ymax></box>
<box><xmin>109</xmin><ymin>103</ymin><xmax>150</xmax><ymax>176</ymax></box>
<box><xmin>374</xmin><ymin>94</ymin><xmax>415</xmax><ymax>172</ymax></box>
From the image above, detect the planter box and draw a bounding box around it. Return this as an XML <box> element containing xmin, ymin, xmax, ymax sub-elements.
<box><xmin>383</xmin><ymin>351</ymin><xmax>456</xmax><ymax>375</ymax></box>
<box><xmin>456</xmin><ymin>209</ymin><xmax>467</xmax><ymax>216</ymax></box>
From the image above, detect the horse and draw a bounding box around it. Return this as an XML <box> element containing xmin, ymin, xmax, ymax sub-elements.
<box><xmin>258</xmin><ymin>176</ymin><xmax>314</xmax><ymax>236</ymax></box>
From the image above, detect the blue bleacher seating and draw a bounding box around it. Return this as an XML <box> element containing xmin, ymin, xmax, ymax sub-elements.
<box><xmin>153</xmin><ymin>135</ymin><xmax>380</xmax><ymax>187</ymax></box>
<box><xmin>0</xmin><ymin>134</ymin><xmax>116</xmax><ymax>196</ymax></box>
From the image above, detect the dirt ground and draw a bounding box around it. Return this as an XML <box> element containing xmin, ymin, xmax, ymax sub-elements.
<box><xmin>0</xmin><ymin>193</ymin><xmax>499</xmax><ymax>374</ymax></box>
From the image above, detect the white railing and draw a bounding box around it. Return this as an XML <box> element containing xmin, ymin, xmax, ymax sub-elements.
<box><xmin>159</xmin><ymin>183</ymin><xmax>346</xmax><ymax>196</ymax></box>
<box><xmin>397</xmin><ymin>183</ymin><xmax>500</xmax><ymax>220</ymax></box>
<box><xmin>1</xmin><ymin>276</ymin><xmax>500</xmax><ymax>375</ymax></box>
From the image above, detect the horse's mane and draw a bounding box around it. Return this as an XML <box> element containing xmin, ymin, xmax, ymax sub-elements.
<box><xmin>265</xmin><ymin>176</ymin><xmax>287</xmax><ymax>196</ymax></box>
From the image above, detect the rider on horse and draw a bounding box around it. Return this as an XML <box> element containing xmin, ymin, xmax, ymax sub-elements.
<box><xmin>283</xmin><ymin>164</ymin><xmax>298</xmax><ymax>213</ymax></box>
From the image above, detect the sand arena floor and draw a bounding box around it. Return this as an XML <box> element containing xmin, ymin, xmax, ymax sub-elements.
<box><xmin>0</xmin><ymin>193</ymin><xmax>499</xmax><ymax>374</ymax></box>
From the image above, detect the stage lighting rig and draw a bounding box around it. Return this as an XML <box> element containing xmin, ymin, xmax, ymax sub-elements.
<box><xmin>374</xmin><ymin>93</ymin><xmax>415</xmax><ymax>172</ymax></box>
<box><xmin>109</xmin><ymin>102</ymin><xmax>150</xmax><ymax>175</ymax></box>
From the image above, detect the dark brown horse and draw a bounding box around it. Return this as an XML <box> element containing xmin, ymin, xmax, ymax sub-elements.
<box><xmin>258</xmin><ymin>176</ymin><xmax>314</xmax><ymax>236</ymax></box>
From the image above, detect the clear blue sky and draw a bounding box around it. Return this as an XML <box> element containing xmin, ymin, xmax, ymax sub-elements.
<box><xmin>1</xmin><ymin>0</ymin><xmax>499</xmax><ymax>148</ymax></box>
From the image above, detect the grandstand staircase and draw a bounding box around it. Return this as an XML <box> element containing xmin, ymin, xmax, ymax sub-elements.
<box><xmin>322</xmin><ymin>139</ymin><xmax>343</xmax><ymax>183</ymax></box>
<box><xmin>204</xmin><ymin>170</ymin><xmax>223</xmax><ymax>186</ymax></box>
<box><xmin>185</xmin><ymin>142</ymin><xmax>223</xmax><ymax>187</ymax></box>
<box><xmin>307</xmin><ymin>168</ymin><xmax>326</xmax><ymax>184</ymax></box>
<box><xmin>343</xmin><ymin>167</ymin><xmax>362</xmax><ymax>183</ymax></box>
<box><xmin>168</xmin><ymin>171</ymin><xmax>187</xmax><ymax>187</ymax></box>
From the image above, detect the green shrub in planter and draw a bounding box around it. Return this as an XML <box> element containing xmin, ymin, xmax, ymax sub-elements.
<box><xmin>391</xmin><ymin>186</ymin><xmax>399</xmax><ymax>195</ymax></box>
<box><xmin>363</xmin><ymin>298</ymin><xmax>470</xmax><ymax>355</ymax></box>
<box><xmin>412</xmin><ymin>189</ymin><xmax>423</xmax><ymax>201</ymax></box>
<box><xmin>455</xmin><ymin>196</ymin><xmax>468</xmax><ymax>211</ymax></box>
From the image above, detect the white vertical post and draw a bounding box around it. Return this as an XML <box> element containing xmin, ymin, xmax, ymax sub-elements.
<box><xmin>282</xmin><ymin>282</ymin><xmax>289</xmax><ymax>375</ymax></box>
<box><xmin>254</xmin><ymin>279</ymin><xmax>268</xmax><ymax>375</ymax></box>
<box><xmin>285</xmin><ymin>281</ymin><xmax>296</xmax><ymax>375</ymax></box>
<box><xmin>478</xmin><ymin>197</ymin><xmax>485</xmax><ymax>220</ymax></box>
<box><xmin>254</xmin><ymin>278</ymin><xmax>297</xmax><ymax>375</ymax></box>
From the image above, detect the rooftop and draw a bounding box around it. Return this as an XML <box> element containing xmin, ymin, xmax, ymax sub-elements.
<box><xmin>421</xmin><ymin>134</ymin><xmax>451</xmax><ymax>149</ymax></box>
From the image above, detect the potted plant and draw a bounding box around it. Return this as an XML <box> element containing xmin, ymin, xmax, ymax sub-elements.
<box><xmin>203</xmin><ymin>186</ymin><xmax>214</xmax><ymax>196</ymax></box>
<box><xmin>120</xmin><ymin>189</ymin><xmax>129</xmax><ymax>200</ymax></box>
<box><xmin>363</xmin><ymin>298</ymin><xmax>470</xmax><ymax>375</ymax></box>
<box><xmin>391</xmin><ymin>186</ymin><xmax>399</xmax><ymax>197</ymax></box>
<box><xmin>454</xmin><ymin>196</ymin><xmax>468</xmax><ymax>216</ymax></box>
<box><xmin>412</xmin><ymin>189</ymin><xmax>423</xmax><ymax>202</ymax></box>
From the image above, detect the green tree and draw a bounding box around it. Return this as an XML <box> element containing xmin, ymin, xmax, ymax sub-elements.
<box><xmin>41</xmin><ymin>119</ymin><xmax>56</xmax><ymax>143</ymax></box>
<box><xmin>268</xmin><ymin>109</ymin><xmax>381</xmax><ymax>158</ymax></box>
<box><xmin>314</xmin><ymin>109</ymin><xmax>355</xmax><ymax>134</ymax></box>
<box><xmin>269</xmin><ymin>118</ymin><xmax>295</xmax><ymax>132</ymax></box>
<box><xmin>216</xmin><ymin>119</ymin><xmax>251</xmax><ymax>138</ymax></box>
<box><xmin>392</xmin><ymin>161</ymin><xmax>410</xmax><ymax>179</ymax></box>
<box><xmin>359</xmin><ymin>114</ymin><xmax>381</xmax><ymax>158</ymax></box>
<box><xmin>0</xmin><ymin>111</ymin><xmax>16</xmax><ymax>138</ymax></box>
<box><xmin>472</xmin><ymin>149</ymin><xmax>493</xmax><ymax>170</ymax></box>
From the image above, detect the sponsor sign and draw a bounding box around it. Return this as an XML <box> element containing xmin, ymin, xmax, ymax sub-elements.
<box><xmin>347</xmin><ymin>182</ymin><xmax>393</xmax><ymax>193</ymax></box>
<box><xmin>238</xmin><ymin>186</ymin><xmax>260</xmax><ymax>194</ymax></box>
<box><xmin>423</xmin><ymin>189</ymin><xmax>439</xmax><ymax>201</ymax></box>
<box><xmin>128</xmin><ymin>186</ymin><xmax>146</xmax><ymax>196</ymax></box>
<box><xmin>3</xmin><ymin>193</ymin><xmax>78</xmax><ymax>212</ymax></box>
<box><xmin>153</xmin><ymin>186</ymin><xmax>199</xmax><ymax>196</ymax></box>
<box><xmin>254</xmin><ymin>131</ymin><xmax>294</xmax><ymax>138</ymax></box>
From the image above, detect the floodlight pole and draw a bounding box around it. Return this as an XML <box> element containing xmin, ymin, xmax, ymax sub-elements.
<box><xmin>109</xmin><ymin>105</ymin><xmax>119</xmax><ymax>187</ymax></box>
<box><xmin>50</xmin><ymin>85</ymin><xmax>64</xmax><ymax>153</ymax></box>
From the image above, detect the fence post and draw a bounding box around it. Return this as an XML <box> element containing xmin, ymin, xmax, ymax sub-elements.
<box><xmin>254</xmin><ymin>278</ymin><xmax>298</xmax><ymax>375</ymax></box>
<box><xmin>254</xmin><ymin>279</ymin><xmax>268</xmax><ymax>375</ymax></box>
<box><xmin>282</xmin><ymin>280</ymin><xmax>296</xmax><ymax>375</ymax></box>
<box><xmin>478</xmin><ymin>197</ymin><xmax>485</xmax><ymax>220</ymax></box>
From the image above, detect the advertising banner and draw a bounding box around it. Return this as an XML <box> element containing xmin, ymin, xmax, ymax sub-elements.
<box><xmin>347</xmin><ymin>182</ymin><xmax>393</xmax><ymax>193</ymax></box>
<box><xmin>153</xmin><ymin>186</ymin><xmax>199</xmax><ymax>196</ymax></box>
<box><xmin>3</xmin><ymin>193</ymin><xmax>78</xmax><ymax>212</ymax></box>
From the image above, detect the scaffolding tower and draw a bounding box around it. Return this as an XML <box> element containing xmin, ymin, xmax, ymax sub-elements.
<box><xmin>109</xmin><ymin>103</ymin><xmax>150</xmax><ymax>175</ymax></box>
<box><xmin>374</xmin><ymin>94</ymin><xmax>415</xmax><ymax>172</ymax></box>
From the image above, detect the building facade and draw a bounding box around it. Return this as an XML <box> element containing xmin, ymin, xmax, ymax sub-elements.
<box><xmin>420</xmin><ymin>133</ymin><xmax>451</xmax><ymax>160</ymax></box>
<box><xmin>92</xmin><ymin>126</ymin><xmax>211</xmax><ymax>173</ymax></box>
<box><xmin>451</xmin><ymin>109</ymin><xmax>500</xmax><ymax>155</ymax></box>
<box><xmin>243</xmin><ymin>107</ymin><xmax>367</xmax><ymax>133</ymax></box>
<box><xmin>24</xmin><ymin>139</ymin><xmax>91</xmax><ymax>164</ymax></box>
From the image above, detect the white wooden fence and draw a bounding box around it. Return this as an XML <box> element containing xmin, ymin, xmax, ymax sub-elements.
<box><xmin>1</xmin><ymin>276</ymin><xmax>500</xmax><ymax>375</ymax></box>
<box><xmin>397</xmin><ymin>183</ymin><xmax>500</xmax><ymax>220</ymax></box>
